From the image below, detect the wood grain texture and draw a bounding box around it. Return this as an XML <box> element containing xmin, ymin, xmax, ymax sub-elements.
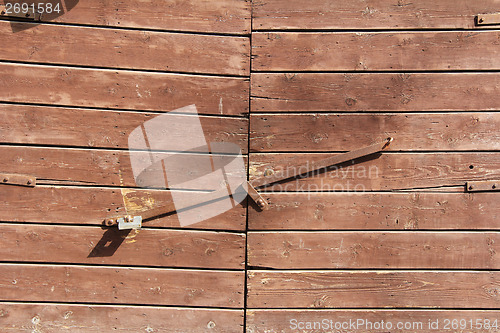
<box><xmin>0</xmin><ymin>104</ymin><xmax>248</xmax><ymax>149</ymax></box>
<box><xmin>0</xmin><ymin>223</ymin><xmax>245</xmax><ymax>269</ymax></box>
<box><xmin>247</xmin><ymin>271</ymin><xmax>500</xmax><ymax>308</ymax></box>
<box><xmin>249</xmin><ymin>153</ymin><xmax>500</xmax><ymax>192</ymax></box>
<box><xmin>0</xmin><ymin>146</ymin><xmax>247</xmax><ymax>187</ymax></box>
<box><xmin>248</xmin><ymin>309</ymin><xmax>500</xmax><ymax>332</ymax></box>
<box><xmin>250</xmin><ymin>113</ymin><xmax>500</xmax><ymax>151</ymax></box>
<box><xmin>0</xmin><ymin>63</ymin><xmax>248</xmax><ymax>115</ymax></box>
<box><xmin>248</xmin><ymin>232</ymin><xmax>500</xmax><ymax>269</ymax></box>
<box><xmin>0</xmin><ymin>264</ymin><xmax>244</xmax><ymax>307</ymax></box>
<box><xmin>0</xmin><ymin>303</ymin><xmax>243</xmax><ymax>332</ymax></box>
<box><xmin>252</xmin><ymin>0</ymin><xmax>497</xmax><ymax>30</ymax></box>
<box><xmin>252</xmin><ymin>31</ymin><xmax>500</xmax><ymax>71</ymax></box>
<box><xmin>248</xmin><ymin>192</ymin><xmax>500</xmax><ymax>230</ymax></box>
<box><xmin>5</xmin><ymin>0</ymin><xmax>251</xmax><ymax>34</ymax></box>
<box><xmin>2</xmin><ymin>21</ymin><xmax>250</xmax><ymax>76</ymax></box>
<box><xmin>0</xmin><ymin>186</ymin><xmax>246</xmax><ymax>231</ymax></box>
<box><xmin>251</xmin><ymin>73</ymin><xmax>500</xmax><ymax>112</ymax></box>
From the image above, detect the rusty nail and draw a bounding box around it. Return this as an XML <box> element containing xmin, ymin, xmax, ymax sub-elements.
<box><xmin>105</xmin><ymin>219</ymin><xmax>115</xmax><ymax>226</ymax></box>
<box><xmin>264</xmin><ymin>169</ymin><xmax>274</xmax><ymax>177</ymax></box>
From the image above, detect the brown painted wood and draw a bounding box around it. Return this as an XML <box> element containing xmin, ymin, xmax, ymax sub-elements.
<box><xmin>6</xmin><ymin>0</ymin><xmax>250</xmax><ymax>34</ymax></box>
<box><xmin>0</xmin><ymin>146</ymin><xmax>247</xmax><ymax>187</ymax></box>
<box><xmin>1</xmin><ymin>21</ymin><xmax>249</xmax><ymax>76</ymax></box>
<box><xmin>0</xmin><ymin>186</ymin><xmax>246</xmax><ymax>231</ymax></box>
<box><xmin>250</xmin><ymin>113</ymin><xmax>500</xmax><ymax>151</ymax></box>
<box><xmin>248</xmin><ymin>309</ymin><xmax>500</xmax><ymax>332</ymax></box>
<box><xmin>249</xmin><ymin>153</ymin><xmax>500</xmax><ymax>191</ymax></box>
<box><xmin>0</xmin><ymin>63</ymin><xmax>248</xmax><ymax>115</ymax></box>
<box><xmin>0</xmin><ymin>223</ymin><xmax>245</xmax><ymax>269</ymax></box>
<box><xmin>0</xmin><ymin>104</ymin><xmax>248</xmax><ymax>149</ymax></box>
<box><xmin>248</xmin><ymin>192</ymin><xmax>500</xmax><ymax>230</ymax></box>
<box><xmin>247</xmin><ymin>271</ymin><xmax>500</xmax><ymax>308</ymax></box>
<box><xmin>251</xmin><ymin>73</ymin><xmax>500</xmax><ymax>112</ymax></box>
<box><xmin>0</xmin><ymin>264</ymin><xmax>244</xmax><ymax>307</ymax></box>
<box><xmin>252</xmin><ymin>31</ymin><xmax>500</xmax><ymax>71</ymax></box>
<box><xmin>253</xmin><ymin>0</ymin><xmax>497</xmax><ymax>30</ymax></box>
<box><xmin>248</xmin><ymin>232</ymin><xmax>500</xmax><ymax>269</ymax></box>
<box><xmin>0</xmin><ymin>303</ymin><xmax>243</xmax><ymax>332</ymax></box>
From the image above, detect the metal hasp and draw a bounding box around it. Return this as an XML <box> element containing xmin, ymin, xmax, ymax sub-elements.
<box><xmin>105</xmin><ymin>138</ymin><xmax>393</xmax><ymax>229</ymax></box>
<box><xmin>466</xmin><ymin>180</ymin><xmax>500</xmax><ymax>192</ymax></box>
<box><xmin>476</xmin><ymin>13</ymin><xmax>500</xmax><ymax>25</ymax></box>
<box><xmin>0</xmin><ymin>4</ymin><xmax>39</xmax><ymax>20</ymax></box>
<box><xmin>0</xmin><ymin>173</ymin><xmax>36</xmax><ymax>187</ymax></box>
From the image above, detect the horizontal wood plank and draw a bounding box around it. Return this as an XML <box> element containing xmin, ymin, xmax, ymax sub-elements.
<box><xmin>253</xmin><ymin>0</ymin><xmax>497</xmax><ymax>30</ymax></box>
<box><xmin>252</xmin><ymin>31</ymin><xmax>500</xmax><ymax>71</ymax></box>
<box><xmin>247</xmin><ymin>271</ymin><xmax>500</xmax><ymax>308</ymax></box>
<box><xmin>0</xmin><ymin>264</ymin><xmax>244</xmax><ymax>307</ymax></box>
<box><xmin>0</xmin><ymin>63</ymin><xmax>248</xmax><ymax>115</ymax></box>
<box><xmin>251</xmin><ymin>73</ymin><xmax>500</xmax><ymax>112</ymax></box>
<box><xmin>248</xmin><ymin>309</ymin><xmax>500</xmax><ymax>332</ymax></box>
<box><xmin>0</xmin><ymin>186</ymin><xmax>246</xmax><ymax>231</ymax></box>
<box><xmin>6</xmin><ymin>0</ymin><xmax>250</xmax><ymax>34</ymax></box>
<box><xmin>0</xmin><ymin>146</ymin><xmax>247</xmax><ymax>187</ymax></box>
<box><xmin>249</xmin><ymin>153</ymin><xmax>500</xmax><ymax>191</ymax></box>
<box><xmin>0</xmin><ymin>223</ymin><xmax>245</xmax><ymax>269</ymax></box>
<box><xmin>248</xmin><ymin>232</ymin><xmax>500</xmax><ymax>269</ymax></box>
<box><xmin>248</xmin><ymin>192</ymin><xmax>500</xmax><ymax>230</ymax></box>
<box><xmin>2</xmin><ymin>21</ymin><xmax>249</xmax><ymax>76</ymax></box>
<box><xmin>0</xmin><ymin>303</ymin><xmax>243</xmax><ymax>332</ymax></box>
<box><xmin>0</xmin><ymin>104</ymin><xmax>248</xmax><ymax>149</ymax></box>
<box><xmin>250</xmin><ymin>113</ymin><xmax>500</xmax><ymax>151</ymax></box>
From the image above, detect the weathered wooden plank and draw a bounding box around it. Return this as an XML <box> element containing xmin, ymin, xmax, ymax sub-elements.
<box><xmin>0</xmin><ymin>303</ymin><xmax>243</xmax><ymax>332</ymax></box>
<box><xmin>0</xmin><ymin>264</ymin><xmax>244</xmax><ymax>307</ymax></box>
<box><xmin>248</xmin><ymin>232</ymin><xmax>500</xmax><ymax>269</ymax></box>
<box><xmin>250</xmin><ymin>113</ymin><xmax>500</xmax><ymax>152</ymax></box>
<box><xmin>0</xmin><ymin>63</ymin><xmax>248</xmax><ymax>115</ymax></box>
<box><xmin>248</xmin><ymin>192</ymin><xmax>500</xmax><ymax>230</ymax></box>
<box><xmin>0</xmin><ymin>223</ymin><xmax>245</xmax><ymax>269</ymax></box>
<box><xmin>0</xmin><ymin>146</ymin><xmax>247</xmax><ymax>187</ymax></box>
<box><xmin>247</xmin><ymin>271</ymin><xmax>500</xmax><ymax>308</ymax></box>
<box><xmin>249</xmin><ymin>153</ymin><xmax>500</xmax><ymax>191</ymax></box>
<box><xmin>0</xmin><ymin>104</ymin><xmax>248</xmax><ymax>149</ymax></box>
<box><xmin>251</xmin><ymin>73</ymin><xmax>500</xmax><ymax>112</ymax></box>
<box><xmin>1</xmin><ymin>21</ymin><xmax>249</xmax><ymax>76</ymax></box>
<box><xmin>6</xmin><ymin>0</ymin><xmax>251</xmax><ymax>34</ymax></box>
<box><xmin>252</xmin><ymin>31</ymin><xmax>500</xmax><ymax>71</ymax></box>
<box><xmin>247</xmin><ymin>309</ymin><xmax>500</xmax><ymax>332</ymax></box>
<box><xmin>253</xmin><ymin>0</ymin><xmax>497</xmax><ymax>30</ymax></box>
<box><xmin>0</xmin><ymin>186</ymin><xmax>246</xmax><ymax>231</ymax></box>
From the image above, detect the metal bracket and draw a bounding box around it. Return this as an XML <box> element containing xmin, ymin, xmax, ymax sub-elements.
<box><xmin>0</xmin><ymin>4</ymin><xmax>40</xmax><ymax>20</ymax></box>
<box><xmin>117</xmin><ymin>215</ymin><xmax>142</xmax><ymax>230</ymax></box>
<box><xmin>0</xmin><ymin>173</ymin><xmax>36</xmax><ymax>187</ymax></box>
<box><xmin>476</xmin><ymin>13</ymin><xmax>500</xmax><ymax>25</ymax></box>
<box><xmin>466</xmin><ymin>180</ymin><xmax>500</xmax><ymax>192</ymax></box>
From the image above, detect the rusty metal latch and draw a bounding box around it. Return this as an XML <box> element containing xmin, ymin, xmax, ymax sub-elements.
<box><xmin>105</xmin><ymin>138</ymin><xmax>394</xmax><ymax>229</ymax></box>
<box><xmin>466</xmin><ymin>180</ymin><xmax>500</xmax><ymax>192</ymax></box>
<box><xmin>476</xmin><ymin>13</ymin><xmax>500</xmax><ymax>25</ymax></box>
<box><xmin>0</xmin><ymin>173</ymin><xmax>36</xmax><ymax>187</ymax></box>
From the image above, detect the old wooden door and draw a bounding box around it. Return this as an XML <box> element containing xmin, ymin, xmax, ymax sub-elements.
<box><xmin>1</xmin><ymin>0</ymin><xmax>500</xmax><ymax>332</ymax></box>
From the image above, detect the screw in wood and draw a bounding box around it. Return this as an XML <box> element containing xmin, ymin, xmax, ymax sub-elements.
<box><xmin>468</xmin><ymin>185</ymin><xmax>474</xmax><ymax>190</ymax></box>
<box><xmin>493</xmin><ymin>184</ymin><xmax>497</xmax><ymax>189</ymax></box>
<box><xmin>3</xmin><ymin>177</ymin><xmax>8</xmax><ymax>182</ymax></box>
<box><xmin>27</xmin><ymin>179</ymin><xmax>32</xmax><ymax>185</ymax></box>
